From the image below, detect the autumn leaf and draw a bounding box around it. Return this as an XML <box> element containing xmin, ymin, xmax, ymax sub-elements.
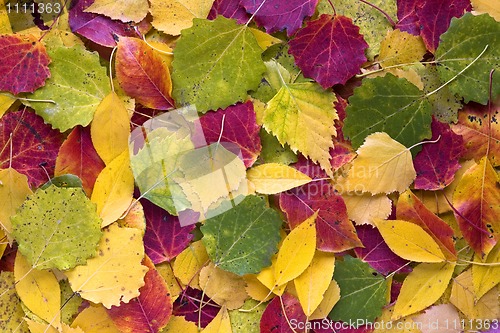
<box><xmin>172</xmin><ymin>286</ymin><xmax>220</xmax><ymax>328</ymax></box>
<box><xmin>472</xmin><ymin>244</ymin><xmax>500</xmax><ymax>300</ymax></box>
<box><xmin>85</xmin><ymin>0</ymin><xmax>149</xmax><ymax>23</ymax></box>
<box><xmin>0</xmin><ymin>34</ymin><xmax>51</xmax><ymax>94</ymax></box>
<box><xmin>208</xmin><ymin>0</ymin><xmax>249</xmax><ymax>24</ymax></box>
<box><xmin>0</xmin><ymin>271</ymin><xmax>29</xmax><ymax>332</ymax></box>
<box><xmin>342</xmin><ymin>193</ymin><xmax>392</xmax><ymax>225</ymax></box>
<box><xmin>0</xmin><ymin>168</ymin><xmax>31</xmax><ymax>242</ymax></box>
<box><xmin>260</xmin><ymin>293</ymin><xmax>307</xmax><ymax>333</ymax></box>
<box><xmin>247</xmin><ymin>163</ymin><xmax>312</xmax><ymax>194</ymax></box>
<box><xmin>379</xmin><ymin>29</ymin><xmax>427</xmax><ymax>67</ymax></box>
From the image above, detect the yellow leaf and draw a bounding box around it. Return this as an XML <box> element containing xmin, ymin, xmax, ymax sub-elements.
<box><xmin>161</xmin><ymin>315</ymin><xmax>199</xmax><ymax>333</ymax></box>
<box><xmin>0</xmin><ymin>2</ymin><xmax>12</xmax><ymax>34</ymax></box>
<box><xmin>91</xmin><ymin>92</ymin><xmax>130</xmax><ymax>165</ymax></box>
<box><xmin>85</xmin><ymin>0</ymin><xmax>149</xmax><ymax>23</ymax></box>
<box><xmin>0</xmin><ymin>93</ymin><xmax>16</xmax><ymax>118</ymax></box>
<box><xmin>374</xmin><ymin>219</ymin><xmax>447</xmax><ymax>262</ymax></box>
<box><xmin>202</xmin><ymin>307</ymin><xmax>232</xmax><ymax>333</ymax></box>
<box><xmin>150</xmin><ymin>0</ymin><xmax>215</xmax><ymax>35</ymax></box>
<box><xmin>157</xmin><ymin>262</ymin><xmax>183</xmax><ymax>298</ymax></box>
<box><xmin>0</xmin><ymin>229</ymin><xmax>6</xmax><ymax>258</ymax></box>
<box><xmin>199</xmin><ymin>262</ymin><xmax>248</xmax><ymax>310</ymax></box>
<box><xmin>14</xmin><ymin>253</ymin><xmax>61</xmax><ymax>330</ymax></box>
<box><xmin>342</xmin><ymin>192</ymin><xmax>392</xmax><ymax>225</ymax></box>
<box><xmin>27</xmin><ymin>320</ymin><xmax>84</xmax><ymax>333</ymax></box>
<box><xmin>471</xmin><ymin>0</ymin><xmax>500</xmax><ymax>21</ymax></box>
<box><xmin>244</xmin><ymin>274</ymin><xmax>274</xmax><ymax>302</ymax></box>
<box><xmin>0</xmin><ymin>168</ymin><xmax>32</xmax><ymax>242</ymax></box>
<box><xmin>256</xmin><ymin>262</ymin><xmax>287</xmax><ymax>297</ymax></box>
<box><xmin>117</xmin><ymin>200</ymin><xmax>146</xmax><ymax>231</ymax></box>
<box><xmin>250</xmin><ymin>28</ymin><xmax>283</xmax><ymax>50</ymax></box>
<box><xmin>71</xmin><ymin>304</ymin><xmax>121</xmax><ymax>333</ymax></box>
<box><xmin>65</xmin><ymin>224</ymin><xmax>148</xmax><ymax>308</ymax></box>
<box><xmin>342</xmin><ymin>132</ymin><xmax>416</xmax><ymax>194</ymax></box>
<box><xmin>247</xmin><ymin>163</ymin><xmax>312</xmax><ymax>194</ymax></box>
<box><xmin>392</xmin><ymin>262</ymin><xmax>455</xmax><ymax>319</ymax></box>
<box><xmin>472</xmin><ymin>243</ymin><xmax>500</xmax><ymax>299</ymax></box>
<box><xmin>294</xmin><ymin>251</ymin><xmax>335</xmax><ymax>316</ymax></box>
<box><xmin>450</xmin><ymin>269</ymin><xmax>500</xmax><ymax>320</ymax></box>
<box><xmin>308</xmin><ymin>279</ymin><xmax>340</xmax><ymax>320</ymax></box>
<box><xmin>173</xmin><ymin>240</ymin><xmax>208</xmax><ymax>289</ymax></box>
<box><xmin>379</xmin><ymin>30</ymin><xmax>427</xmax><ymax>67</ymax></box>
<box><xmin>373</xmin><ymin>306</ymin><xmax>421</xmax><ymax>333</ymax></box>
<box><xmin>91</xmin><ymin>151</ymin><xmax>134</xmax><ymax>228</ymax></box>
<box><xmin>274</xmin><ymin>212</ymin><xmax>317</xmax><ymax>288</ymax></box>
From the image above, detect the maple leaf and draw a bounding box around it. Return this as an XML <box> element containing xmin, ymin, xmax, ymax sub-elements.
<box><xmin>289</xmin><ymin>14</ymin><xmax>368</xmax><ymax>88</ymax></box>
<box><xmin>0</xmin><ymin>34</ymin><xmax>51</xmax><ymax>94</ymax></box>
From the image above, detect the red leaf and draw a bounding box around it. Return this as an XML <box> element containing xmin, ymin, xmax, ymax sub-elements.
<box><xmin>0</xmin><ymin>110</ymin><xmax>62</xmax><ymax>187</ymax></box>
<box><xmin>452</xmin><ymin>102</ymin><xmax>500</xmax><ymax>167</ymax></box>
<box><xmin>69</xmin><ymin>0</ymin><xmax>140</xmax><ymax>47</ymax></box>
<box><xmin>396</xmin><ymin>0</ymin><xmax>420</xmax><ymax>35</ymax></box>
<box><xmin>280</xmin><ymin>182</ymin><xmax>362</xmax><ymax>252</ymax></box>
<box><xmin>0</xmin><ymin>35</ymin><xmax>50</xmax><ymax>94</ymax></box>
<box><xmin>192</xmin><ymin>101</ymin><xmax>262</xmax><ymax>168</ymax></box>
<box><xmin>416</xmin><ymin>0</ymin><xmax>471</xmax><ymax>52</ymax></box>
<box><xmin>107</xmin><ymin>256</ymin><xmax>172</xmax><ymax>333</ymax></box>
<box><xmin>241</xmin><ymin>0</ymin><xmax>318</xmax><ymax>36</ymax></box>
<box><xmin>116</xmin><ymin>37</ymin><xmax>175</xmax><ymax>110</ymax></box>
<box><xmin>396</xmin><ymin>190</ymin><xmax>457</xmax><ymax>260</ymax></box>
<box><xmin>172</xmin><ymin>286</ymin><xmax>220</xmax><ymax>328</ymax></box>
<box><xmin>260</xmin><ymin>294</ymin><xmax>307</xmax><ymax>333</ymax></box>
<box><xmin>289</xmin><ymin>15</ymin><xmax>368</xmax><ymax>88</ymax></box>
<box><xmin>142</xmin><ymin>199</ymin><xmax>196</xmax><ymax>264</ymax></box>
<box><xmin>354</xmin><ymin>225</ymin><xmax>412</xmax><ymax>275</ymax></box>
<box><xmin>331</xmin><ymin>96</ymin><xmax>355</xmax><ymax>170</ymax></box>
<box><xmin>55</xmin><ymin>126</ymin><xmax>105</xmax><ymax>196</ymax></box>
<box><xmin>208</xmin><ymin>0</ymin><xmax>249</xmax><ymax>25</ymax></box>
<box><xmin>413</xmin><ymin>117</ymin><xmax>464</xmax><ymax>190</ymax></box>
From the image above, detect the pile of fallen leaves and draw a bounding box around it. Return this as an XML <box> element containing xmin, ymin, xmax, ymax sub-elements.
<box><xmin>0</xmin><ymin>0</ymin><xmax>499</xmax><ymax>332</ymax></box>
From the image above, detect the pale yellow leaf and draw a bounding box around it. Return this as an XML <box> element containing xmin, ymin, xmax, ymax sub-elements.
<box><xmin>250</xmin><ymin>28</ymin><xmax>283</xmax><ymax>50</ymax></box>
<box><xmin>471</xmin><ymin>0</ymin><xmax>500</xmax><ymax>21</ymax></box>
<box><xmin>412</xmin><ymin>304</ymin><xmax>461</xmax><ymax>333</ymax></box>
<box><xmin>379</xmin><ymin>30</ymin><xmax>427</xmax><ymax>67</ymax></box>
<box><xmin>247</xmin><ymin>163</ymin><xmax>312</xmax><ymax>194</ymax></box>
<box><xmin>392</xmin><ymin>261</ymin><xmax>455</xmax><ymax>319</ymax></box>
<box><xmin>373</xmin><ymin>306</ymin><xmax>421</xmax><ymax>333</ymax></box>
<box><xmin>342</xmin><ymin>192</ymin><xmax>392</xmax><ymax>225</ymax></box>
<box><xmin>161</xmin><ymin>315</ymin><xmax>199</xmax><ymax>333</ymax></box>
<box><xmin>374</xmin><ymin>219</ymin><xmax>447</xmax><ymax>262</ymax></box>
<box><xmin>91</xmin><ymin>150</ymin><xmax>134</xmax><ymax>227</ymax></box>
<box><xmin>472</xmin><ymin>243</ymin><xmax>500</xmax><ymax>299</ymax></box>
<box><xmin>14</xmin><ymin>253</ymin><xmax>61</xmax><ymax>330</ymax></box>
<box><xmin>65</xmin><ymin>224</ymin><xmax>148</xmax><ymax>308</ymax></box>
<box><xmin>202</xmin><ymin>307</ymin><xmax>232</xmax><ymax>333</ymax></box>
<box><xmin>308</xmin><ymin>279</ymin><xmax>340</xmax><ymax>320</ymax></box>
<box><xmin>244</xmin><ymin>274</ymin><xmax>274</xmax><ymax>302</ymax></box>
<box><xmin>294</xmin><ymin>251</ymin><xmax>335</xmax><ymax>316</ymax></box>
<box><xmin>172</xmin><ymin>240</ymin><xmax>208</xmax><ymax>289</ymax></box>
<box><xmin>450</xmin><ymin>269</ymin><xmax>500</xmax><ymax>320</ymax></box>
<box><xmin>91</xmin><ymin>92</ymin><xmax>130</xmax><ymax>165</ymax></box>
<box><xmin>156</xmin><ymin>262</ymin><xmax>182</xmax><ymax>299</ymax></box>
<box><xmin>341</xmin><ymin>132</ymin><xmax>416</xmax><ymax>194</ymax></box>
<box><xmin>85</xmin><ymin>0</ymin><xmax>149</xmax><ymax>22</ymax></box>
<box><xmin>117</xmin><ymin>200</ymin><xmax>146</xmax><ymax>232</ymax></box>
<box><xmin>274</xmin><ymin>212</ymin><xmax>317</xmax><ymax>288</ymax></box>
<box><xmin>27</xmin><ymin>320</ymin><xmax>84</xmax><ymax>333</ymax></box>
<box><xmin>71</xmin><ymin>304</ymin><xmax>121</xmax><ymax>333</ymax></box>
<box><xmin>150</xmin><ymin>0</ymin><xmax>215</xmax><ymax>35</ymax></box>
<box><xmin>0</xmin><ymin>168</ymin><xmax>32</xmax><ymax>242</ymax></box>
<box><xmin>199</xmin><ymin>262</ymin><xmax>248</xmax><ymax>310</ymax></box>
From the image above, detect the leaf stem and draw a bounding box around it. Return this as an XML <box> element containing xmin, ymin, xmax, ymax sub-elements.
<box><xmin>7</xmin><ymin>95</ymin><xmax>56</xmax><ymax>104</ymax></box>
<box><xmin>141</xmin><ymin>34</ymin><xmax>174</xmax><ymax>55</ymax></box>
<box><xmin>359</xmin><ymin>0</ymin><xmax>395</xmax><ymax>28</ymax></box>
<box><xmin>245</xmin><ymin>0</ymin><xmax>268</xmax><ymax>27</ymax></box>
<box><xmin>109</xmin><ymin>46</ymin><xmax>118</xmax><ymax>92</ymax></box>
<box><xmin>407</xmin><ymin>135</ymin><xmax>441</xmax><ymax>152</ymax></box>
<box><xmin>327</xmin><ymin>0</ymin><xmax>336</xmax><ymax>16</ymax></box>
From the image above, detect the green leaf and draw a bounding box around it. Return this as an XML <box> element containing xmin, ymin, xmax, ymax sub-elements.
<box><xmin>317</xmin><ymin>0</ymin><xmax>397</xmax><ymax>60</ymax></box>
<box><xmin>263</xmin><ymin>82</ymin><xmax>337</xmax><ymax>176</ymax></box>
<box><xmin>201</xmin><ymin>195</ymin><xmax>282</xmax><ymax>276</ymax></box>
<box><xmin>259</xmin><ymin>129</ymin><xmax>298</xmax><ymax>165</ymax></box>
<box><xmin>60</xmin><ymin>279</ymin><xmax>83</xmax><ymax>325</ymax></box>
<box><xmin>26</xmin><ymin>44</ymin><xmax>110</xmax><ymax>132</ymax></box>
<box><xmin>0</xmin><ymin>272</ymin><xmax>29</xmax><ymax>333</ymax></box>
<box><xmin>172</xmin><ymin>17</ymin><xmax>266</xmax><ymax>113</ymax></box>
<box><xmin>329</xmin><ymin>256</ymin><xmax>387</xmax><ymax>324</ymax></box>
<box><xmin>344</xmin><ymin>73</ymin><xmax>432</xmax><ymax>150</ymax></box>
<box><xmin>11</xmin><ymin>185</ymin><xmax>102</xmax><ymax>270</ymax></box>
<box><xmin>229</xmin><ymin>299</ymin><xmax>266</xmax><ymax>333</ymax></box>
<box><xmin>435</xmin><ymin>13</ymin><xmax>500</xmax><ymax>105</ymax></box>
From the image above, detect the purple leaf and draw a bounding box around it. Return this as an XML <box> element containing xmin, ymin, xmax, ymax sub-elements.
<box><xmin>208</xmin><ymin>0</ymin><xmax>249</xmax><ymax>24</ymax></box>
<box><xmin>142</xmin><ymin>199</ymin><xmax>197</xmax><ymax>264</ymax></box>
<box><xmin>354</xmin><ymin>225</ymin><xmax>412</xmax><ymax>275</ymax></box>
<box><xmin>413</xmin><ymin>117</ymin><xmax>464</xmax><ymax>190</ymax></box>
<box><xmin>172</xmin><ymin>287</ymin><xmax>220</xmax><ymax>328</ymax></box>
<box><xmin>260</xmin><ymin>294</ymin><xmax>307</xmax><ymax>333</ymax></box>
<box><xmin>396</xmin><ymin>0</ymin><xmax>420</xmax><ymax>35</ymax></box>
<box><xmin>241</xmin><ymin>0</ymin><xmax>318</xmax><ymax>36</ymax></box>
<box><xmin>289</xmin><ymin>15</ymin><xmax>368</xmax><ymax>88</ymax></box>
<box><xmin>69</xmin><ymin>0</ymin><xmax>140</xmax><ymax>47</ymax></box>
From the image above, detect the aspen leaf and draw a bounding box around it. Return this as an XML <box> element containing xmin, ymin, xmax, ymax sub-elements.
<box><xmin>374</xmin><ymin>219</ymin><xmax>447</xmax><ymax>262</ymax></box>
<box><xmin>0</xmin><ymin>272</ymin><xmax>29</xmax><ymax>333</ymax></box>
<box><xmin>372</xmin><ymin>306</ymin><xmax>421</xmax><ymax>333</ymax></box>
<box><xmin>379</xmin><ymin>29</ymin><xmax>427</xmax><ymax>67</ymax></box>
<box><xmin>244</xmin><ymin>274</ymin><xmax>275</xmax><ymax>301</ymax></box>
<box><xmin>0</xmin><ymin>168</ymin><xmax>32</xmax><ymax>242</ymax></box>
<box><xmin>342</xmin><ymin>192</ymin><xmax>392</xmax><ymax>225</ymax></box>
<box><xmin>273</xmin><ymin>211</ymin><xmax>317</xmax><ymax>288</ymax></box>
<box><xmin>229</xmin><ymin>299</ymin><xmax>266</xmax><ymax>333</ymax></box>
<box><xmin>392</xmin><ymin>262</ymin><xmax>455</xmax><ymax>320</ymax></box>
<box><xmin>471</xmin><ymin>0</ymin><xmax>500</xmax><ymax>20</ymax></box>
<box><xmin>255</xmin><ymin>257</ymin><xmax>287</xmax><ymax>297</ymax></box>
<box><xmin>71</xmin><ymin>305</ymin><xmax>121</xmax><ymax>333</ymax></box>
<box><xmin>91</xmin><ymin>150</ymin><xmax>134</xmax><ymax>228</ymax></box>
<box><xmin>14</xmin><ymin>253</ymin><xmax>61</xmax><ymax>330</ymax></box>
<box><xmin>161</xmin><ymin>316</ymin><xmax>199</xmax><ymax>333</ymax></box>
<box><xmin>472</xmin><ymin>244</ymin><xmax>500</xmax><ymax>300</ymax></box>
<box><xmin>412</xmin><ymin>304</ymin><xmax>461</xmax><ymax>333</ymax></box>
<box><xmin>341</xmin><ymin>132</ymin><xmax>416</xmax><ymax>194</ymax></box>
<box><xmin>294</xmin><ymin>251</ymin><xmax>335</xmax><ymax>316</ymax></box>
<box><xmin>85</xmin><ymin>0</ymin><xmax>149</xmax><ymax>23</ymax></box>
<box><xmin>26</xmin><ymin>321</ymin><xmax>84</xmax><ymax>333</ymax></box>
<box><xmin>308</xmin><ymin>279</ymin><xmax>340</xmax><ymax>320</ymax></box>
<box><xmin>91</xmin><ymin>92</ymin><xmax>130</xmax><ymax>165</ymax></box>
<box><xmin>65</xmin><ymin>224</ymin><xmax>148</xmax><ymax>309</ymax></box>
<box><xmin>202</xmin><ymin>307</ymin><xmax>232</xmax><ymax>333</ymax></box>
<box><xmin>247</xmin><ymin>163</ymin><xmax>312</xmax><ymax>194</ymax></box>
<box><xmin>250</xmin><ymin>28</ymin><xmax>283</xmax><ymax>50</ymax></box>
<box><xmin>173</xmin><ymin>240</ymin><xmax>209</xmax><ymax>289</ymax></box>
